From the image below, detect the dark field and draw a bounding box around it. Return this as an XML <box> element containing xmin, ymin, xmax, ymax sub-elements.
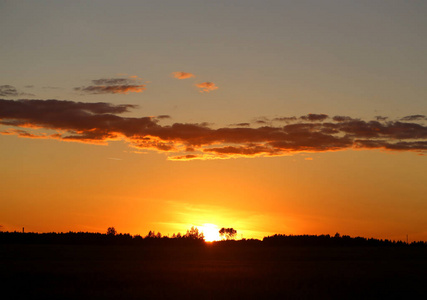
<box><xmin>1</xmin><ymin>243</ymin><xmax>426</xmax><ymax>299</ymax></box>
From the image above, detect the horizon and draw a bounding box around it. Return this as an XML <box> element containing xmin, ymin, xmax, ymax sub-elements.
<box><xmin>1</xmin><ymin>1</ymin><xmax>426</xmax><ymax>242</ymax></box>
<box><xmin>0</xmin><ymin>226</ymin><xmax>424</xmax><ymax>244</ymax></box>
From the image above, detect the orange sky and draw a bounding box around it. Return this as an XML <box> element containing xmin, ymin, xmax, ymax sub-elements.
<box><xmin>1</xmin><ymin>1</ymin><xmax>426</xmax><ymax>242</ymax></box>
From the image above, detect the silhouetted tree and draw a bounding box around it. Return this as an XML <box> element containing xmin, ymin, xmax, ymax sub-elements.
<box><xmin>184</xmin><ymin>226</ymin><xmax>204</xmax><ymax>240</ymax></box>
<box><xmin>107</xmin><ymin>227</ymin><xmax>117</xmax><ymax>236</ymax></box>
<box><xmin>219</xmin><ymin>228</ymin><xmax>237</xmax><ymax>240</ymax></box>
<box><xmin>146</xmin><ymin>231</ymin><xmax>156</xmax><ymax>238</ymax></box>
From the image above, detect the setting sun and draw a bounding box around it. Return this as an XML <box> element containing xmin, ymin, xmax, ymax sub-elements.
<box><xmin>198</xmin><ymin>224</ymin><xmax>221</xmax><ymax>242</ymax></box>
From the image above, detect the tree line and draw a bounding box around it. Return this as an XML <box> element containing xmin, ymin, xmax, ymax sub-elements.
<box><xmin>262</xmin><ymin>233</ymin><xmax>427</xmax><ymax>247</ymax></box>
<box><xmin>0</xmin><ymin>228</ymin><xmax>425</xmax><ymax>247</ymax></box>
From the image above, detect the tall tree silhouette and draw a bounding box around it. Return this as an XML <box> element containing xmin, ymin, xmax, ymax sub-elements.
<box><xmin>107</xmin><ymin>227</ymin><xmax>117</xmax><ymax>236</ymax></box>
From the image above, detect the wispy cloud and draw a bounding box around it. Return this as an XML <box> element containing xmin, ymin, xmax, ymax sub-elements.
<box><xmin>172</xmin><ymin>72</ymin><xmax>195</xmax><ymax>80</ymax></box>
<box><xmin>156</xmin><ymin>115</ymin><xmax>171</xmax><ymax>120</ymax></box>
<box><xmin>75</xmin><ymin>85</ymin><xmax>146</xmax><ymax>94</ymax></box>
<box><xmin>0</xmin><ymin>85</ymin><xmax>35</xmax><ymax>97</ymax></box>
<box><xmin>401</xmin><ymin>115</ymin><xmax>426</xmax><ymax>121</ymax></box>
<box><xmin>92</xmin><ymin>78</ymin><xmax>131</xmax><ymax>85</ymax></box>
<box><xmin>74</xmin><ymin>77</ymin><xmax>146</xmax><ymax>95</ymax></box>
<box><xmin>42</xmin><ymin>86</ymin><xmax>62</xmax><ymax>90</ymax></box>
<box><xmin>1</xmin><ymin>99</ymin><xmax>426</xmax><ymax>159</ymax></box>
<box><xmin>229</xmin><ymin>123</ymin><xmax>250</xmax><ymax>127</ymax></box>
<box><xmin>195</xmin><ymin>82</ymin><xmax>218</xmax><ymax>93</ymax></box>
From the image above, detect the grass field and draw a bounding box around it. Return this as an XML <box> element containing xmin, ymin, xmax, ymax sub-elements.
<box><xmin>1</xmin><ymin>243</ymin><xmax>426</xmax><ymax>299</ymax></box>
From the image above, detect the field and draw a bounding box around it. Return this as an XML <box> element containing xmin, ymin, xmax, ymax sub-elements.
<box><xmin>1</xmin><ymin>243</ymin><xmax>426</xmax><ymax>299</ymax></box>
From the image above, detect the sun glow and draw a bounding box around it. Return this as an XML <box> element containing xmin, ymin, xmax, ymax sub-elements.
<box><xmin>198</xmin><ymin>223</ymin><xmax>221</xmax><ymax>242</ymax></box>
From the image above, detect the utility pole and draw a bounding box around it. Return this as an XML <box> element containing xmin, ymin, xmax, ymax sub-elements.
<box><xmin>22</xmin><ymin>227</ymin><xmax>24</xmax><ymax>233</ymax></box>
<box><xmin>406</xmin><ymin>234</ymin><xmax>409</xmax><ymax>245</ymax></box>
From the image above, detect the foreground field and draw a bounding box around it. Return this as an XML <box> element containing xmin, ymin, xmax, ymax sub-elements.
<box><xmin>1</xmin><ymin>243</ymin><xmax>426</xmax><ymax>299</ymax></box>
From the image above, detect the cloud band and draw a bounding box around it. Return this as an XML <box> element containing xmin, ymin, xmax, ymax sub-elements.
<box><xmin>1</xmin><ymin>99</ymin><xmax>426</xmax><ymax>160</ymax></box>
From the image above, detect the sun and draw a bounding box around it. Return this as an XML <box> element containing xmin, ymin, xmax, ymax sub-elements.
<box><xmin>198</xmin><ymin>223</ymin><xmax>221</xmax><ymax>242</ymax></box>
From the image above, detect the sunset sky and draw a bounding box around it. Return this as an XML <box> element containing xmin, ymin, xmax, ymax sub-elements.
<box><xmin>1</xmin><ymin>1</ymin><xmax>426</xmax><ymax>241</ymax></box>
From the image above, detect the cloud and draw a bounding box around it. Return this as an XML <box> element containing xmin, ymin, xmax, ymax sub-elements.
<box><xmin>168</xmin><ymin>154</ymin><xmax>202</xmax><ymax>161</ymax></box>
<box><xmin>273</xmin><ymin>117</ymin><xmax>297</xmax><ymax>123</ymax></box>
<box><xmin>333</xmin><ymin>116</ymin><xmax>355</xmax><ymax>122</ymax></box>
<box><xmin>0</xmin><ymin>85</ymin><xmax>19</xmax><ymax>97</ymax></box>
<box><xmin>354</xmin><ymin>140</ymin><xmax>427</xmax><ymax>151</ymax></box>
<box><xmin>172</xmin><ymin>72</ymin><xmax>195</xmax><ymax>80</ymax></box>
<box><xmin>75</xmin><ymin>85</ymin><xmax>146</xmax><ymax>94</ymax></box>
<box><xmin>74</xmin><ymin>77</ymin><xmax>146</xmax><ymax>95</ymax></box>
<box><xmin>92</xmin><ymin>78</ymin><xmax>130</xmax><ymax>85</ymax></box>
<box><xmin>156</xmin><ymin>115</ymin><xmax>171</xmax><ymax>120</ymax></box>
<box><xmin>0</xmin><ymin>128</ymin><xmax>57</xmax><ymax>139</ymax></box>
<box><xmin>42</xmin><ymin>86</ymin><xmax>62</xmax><ymax>90</ymax></box>
<box><xmin>375</xmin><ymin>116</ymin><xmax>388</xmax><ymax>121</ymax></box>
<box><xmin>1</xmin><ymin>99</ymin><xmax>426</xmax><ymax>159</ymax></box>
<box><xmin>229</xmin><ymin>123</ymin><xmax>250</xmax><ymax>127</ymax></box>
<box><xmin>195</xmin><ymin>82</ymin><xmax>218</xmax><ymax>93</ymax></box>
<box><xmin>300</xmin><ymin>114</ymin><xmax>329</xmax><ymax>122</ymax></box>
<box><xmin>401</xmin><ymin>115</ymin><xmax>426</xmax><ymax>121</ymax></box>
<box><xmin>0</xmin><ymin>85</ymin><xmax>35</xmax><ymax>97</ymax></box>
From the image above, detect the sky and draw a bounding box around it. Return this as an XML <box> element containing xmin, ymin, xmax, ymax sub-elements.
<box><xmin>1</xmin><ymin>0</ymin><xmax>426</xmax><ymax>241</ymax></box>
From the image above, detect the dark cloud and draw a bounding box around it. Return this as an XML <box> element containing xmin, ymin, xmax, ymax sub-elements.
<box><xmin>156</xmin><ymin>115</ymin><xmax>171</xmax><ymax>120</ymax></box>
<box><xmin>229</xmin><ymin>123</ymin><xmax>250</xmax><ymax>127</ymax></box>
<box><xmin>0</xmin><ymin>85</ymin><xmax>34</xmax><ymax>97</ymax></box>
<box><xmin>333</xmin><ymin>116</ymin><xmax>355</xmax><ymax>122</ymax></box>
<box><xmin>273</xmin><ymin>117</ymin><xmax>297</xmax><ymax>123</ymax></box>
<box><xmin>355</xmin><ymin>140</ymin><xmax>427</xmax><ymax>151</ymax></box>
<box><xmin>300</xmin><ymin>114</ymin><xmax>329</xmax><ymax>122</ymax></box>
<box><xmin>1</xmin><ymin>99</ymin><xmax>426</xmax><ymax>159</ymax></box>
<box><xmin>0</xmin><ymin>85</ymin><xmax>19</xmax><ymax>97</ymax></box>
<box><xmin>338</xmin><ymin>120</ymin><xmax>427</xmax><ymax>139</ymax></box>
<box><xmin>75</xmin><ymin>77</ymin><xmax>146</xmax><ymax>94</ymax></box>
<box><xmin>92</xmin><ymin>78</ymin><xmax>131</xmax><ymax>85</ymax></box>
<box><xmin>375</xmin><ymin>116</ymin><xmax>388</xmax><ymax>121</ymax></box>
<box><xmin>204</xmin><ymin>145</ymin><xmax>275</xmax><ymax>156</ymax></box>
<box><xmin>74</xmin><ymin>85</ymin><xmax>146</xmax><ymax>94</ymax></box>
<box><xmin>401</xmin><ymin>115</ymin><xmax>426</xmax><ymax>121</ymax></box>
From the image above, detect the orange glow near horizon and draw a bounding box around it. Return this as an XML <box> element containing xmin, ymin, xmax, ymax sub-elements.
<box><xmin>0</xmin><ymin>129</ymin><xmax>426</xmax><ymax>243</ymax></box>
